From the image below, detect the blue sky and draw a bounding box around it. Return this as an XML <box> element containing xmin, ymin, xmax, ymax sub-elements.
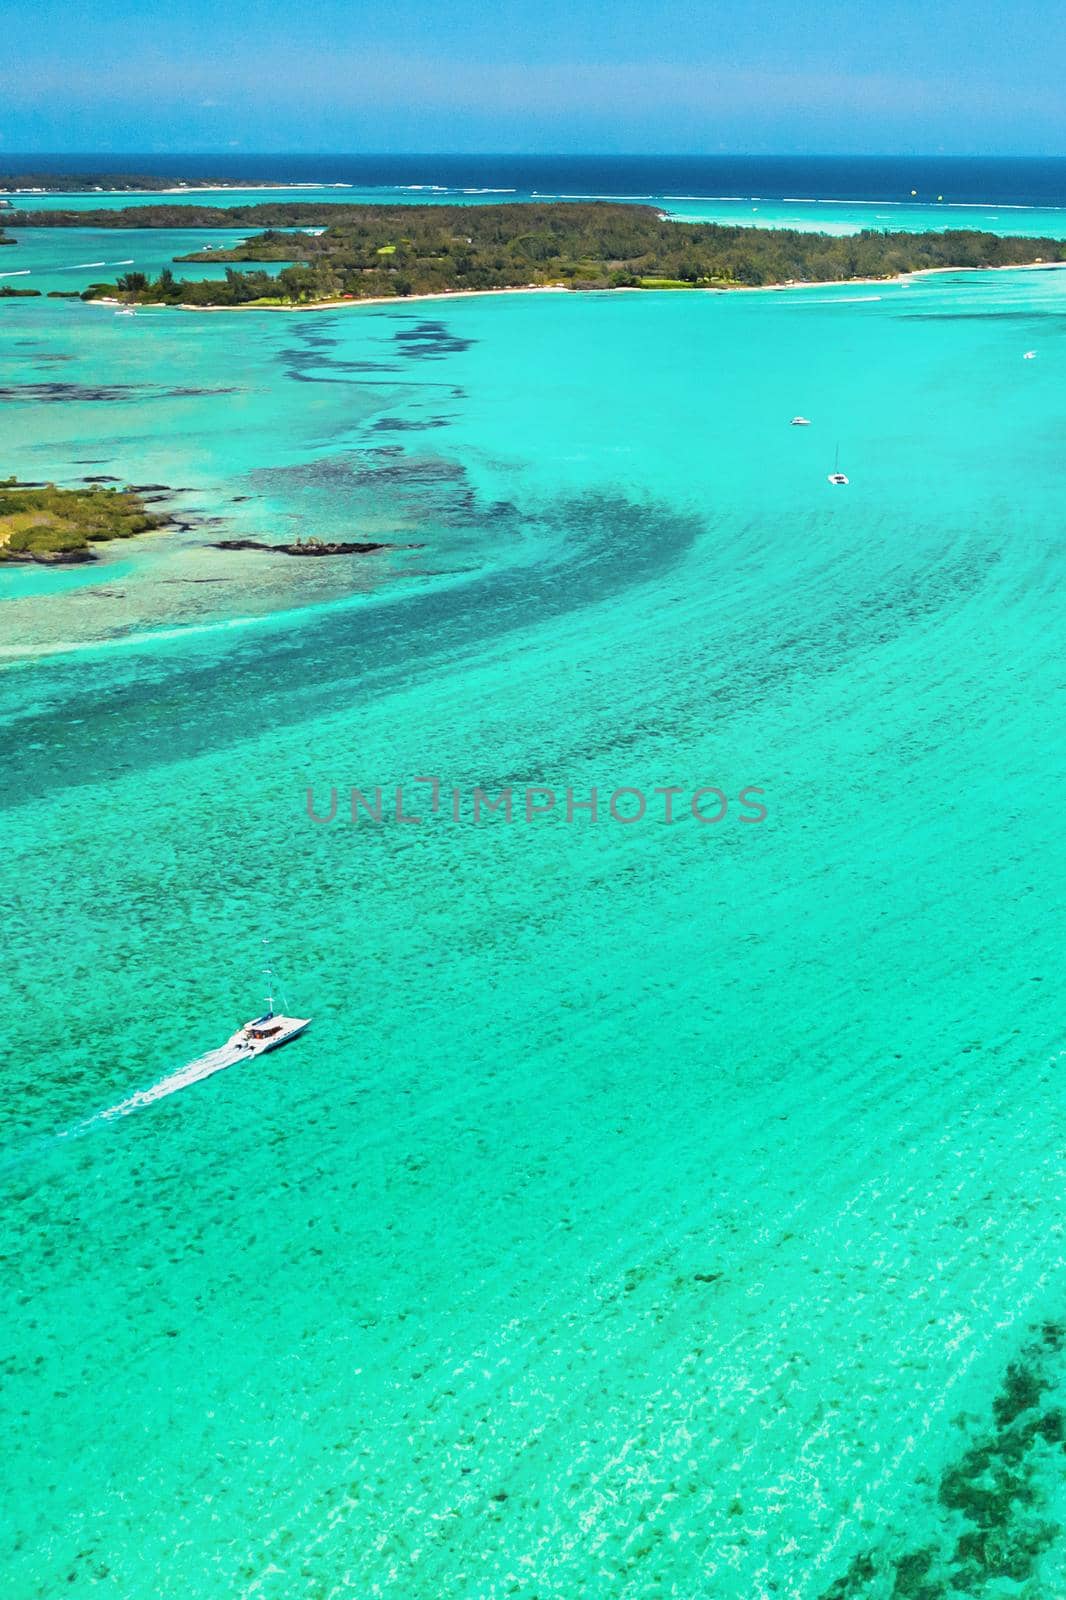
<box><xmin>6</xmin><ymin>0</ymin><xmax>1065</xmax><ymax>154</ymax></box>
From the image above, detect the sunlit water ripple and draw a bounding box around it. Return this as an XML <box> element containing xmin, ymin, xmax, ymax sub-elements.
<box><xmin>1</xmin><ymin>265</ymin><xmax>1065</xmax><ymax>1598</ymax></box>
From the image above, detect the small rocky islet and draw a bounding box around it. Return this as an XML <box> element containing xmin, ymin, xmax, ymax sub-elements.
<box><xmin>213</xmin><ymin>536</ymin><xmax>421</xmax><ymax>557</ymax></box>
<box><xmin>0</xmin><ymin>474</ymin><xmax>418</xmax><ymax>564</ymax></box>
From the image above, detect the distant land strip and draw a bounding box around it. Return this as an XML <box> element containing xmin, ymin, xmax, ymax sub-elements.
<box><xmin>0</xmin><ymin>173</ymin><xmax>306</xmax><ymax>193</ymax></box>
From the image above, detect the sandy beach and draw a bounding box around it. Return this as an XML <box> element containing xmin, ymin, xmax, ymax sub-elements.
<box><xmin>96</xmin><ymin>256</ymin><xmax>1061</xmax><ymax>314</ymax></box>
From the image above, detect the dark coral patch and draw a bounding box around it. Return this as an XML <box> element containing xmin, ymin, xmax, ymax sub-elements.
<box><xmin>391</xmin><ymin>320</ymin><xmax>475</xmax><ymax>359</ymax></box>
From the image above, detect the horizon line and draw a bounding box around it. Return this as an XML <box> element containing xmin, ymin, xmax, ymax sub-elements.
<box><xmin>4</xmin><ymin>150</ymin><xmax>1066</xmax><ymax>162</ymax></box>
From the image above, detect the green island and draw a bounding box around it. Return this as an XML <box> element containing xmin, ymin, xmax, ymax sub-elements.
<box><xmin>0</xmin><ymin>477</ymin><xmax>169</xmax><ymax>563</ymax></box>
<box><xmin>9</xmin><ymin>201</ymin><xmax>1065</xmax><ymax>306</ymax></box>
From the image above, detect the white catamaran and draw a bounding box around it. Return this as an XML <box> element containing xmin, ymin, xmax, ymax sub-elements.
<box><xmin>225</xmin><ymin>946</ymin><xmax>311</xmax><ymax>1058</ymax></box>
<box><xmin>81</xmin><ymin>945</ymin><xmax>311</xmax><ymax>1126</ymax></box>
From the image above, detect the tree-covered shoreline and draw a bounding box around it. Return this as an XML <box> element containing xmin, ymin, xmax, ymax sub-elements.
<box><xmin>0</xmin><ymin>478</ymin><xmax>170</xmax><ymax>563</ymax></box>
<box><xmin>8</xmin><ymin>201</ymin><xmax>1064</xmax><ymax>305</ymax></box>
<box><xmin>5</xmin><ymin>202</ymin><xmax>362</xmax><ymax>226</ymax></box>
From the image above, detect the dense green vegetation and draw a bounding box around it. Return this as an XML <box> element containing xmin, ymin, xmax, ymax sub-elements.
<box><xmin>172</xmin><ymin>208</ymin><xmax>1066</xmax><ymax>293</ymax></box>
<box><xmin>83</xmin><ymin>266</ymin><xmax>290</xmax><ymax>307</ymax></box>
<box><xmin>6</xmin><ymin>202</ymin><xmax>355</xmax><ymax>226</ymax></box>
<box><xmin>16</xmin><ymin>201</ymin><xmax>1065</xmax><ymax>305</ymax></box>
<box><xmin>0</xmin><ymin>478</ymin><xmax>167</xmax><ymax>562</ymax></box>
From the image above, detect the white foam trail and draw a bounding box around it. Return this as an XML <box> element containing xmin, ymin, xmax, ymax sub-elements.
<box><xmin>787</xmin><ymin>293</ymin><xmax>884</xmax><ymax>304</ymax></box>
<box><xmin>65</xmin><ymin>1043</ymin><xmax>246</xmax><ymax>1135</ymax></box>
<box><xmin>0</xmin><ymin>269</ymin><xmax>31</xmax><ymax>277</ymax></box>
<box><xmin>0</xmin><ymin>1042</ymin><xmax>252</xmax><ymax>1174</ymax></box>
<box><xmin>0</xmin><ymin>609</ymin><xmax>274</xmax><ymax>664</ymax></box>
<box><xmin>945</xmin><ymin>201</ymin><xmax>1039</xmax><ymax>210</ymax></box>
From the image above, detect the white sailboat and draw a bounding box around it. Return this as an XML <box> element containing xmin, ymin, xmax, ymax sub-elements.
<box><xmin>225</xmin><ymin>943</ymin><xmax>311</xmax><ymax>1057</ymax></box>
<box><xmin>827</xmin><ymin>443</ymin><xmax>849</xmax><ymax>486</ymax></box>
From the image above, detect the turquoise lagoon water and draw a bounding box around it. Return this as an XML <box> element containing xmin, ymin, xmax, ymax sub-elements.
<box><xmin>1</xmin><ymin>227</ymin><xmax>293</xmax><ymax>294</ymax></box>
<box><xmin>10</xmin><ymin>182</ymin><xmax>1066</xmax><ymax>239</ymax></box>
<box><xmin>2</xmin><ymin>269</ymin><xmax>1066</xmax><ymax>1597</ymax></box>
<box><xmin>6</xmin><ymin>185</ymin><xmax>445</xmax><ymax>212</ymax></box>
<box><xmin>659</xmin><ymin>195</ymin><xmax>1066</xmax><ymax>237</ymax></box>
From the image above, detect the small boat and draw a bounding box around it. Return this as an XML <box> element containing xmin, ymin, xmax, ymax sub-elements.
<box><xmin>827</xmin><ymin>443</ymin><xmax>849</xmax><ymax>485</ymax></box>
<box><xmin>791</xmin><ymin>416</ymin><xmax>812</xmax><ymax>426</ymax></box>
<box><xmin>226</xmin><ymin>1013</ymin><xmax>311</xmax><ymax>1057</ymax></box>
<box><xmin>224</xmin><ymin>942</ymin><xmax>311</xmax><ymax>1057</ymax></box>
<box><xmin>1024</xmin><ymin>350</ymin><xmax>1037</xmax><ymax>360</ymax></box>
<box><xmin>114</xmin><ymin>307</ymin><xmax>137</xmax><ymax>318</ymax></box>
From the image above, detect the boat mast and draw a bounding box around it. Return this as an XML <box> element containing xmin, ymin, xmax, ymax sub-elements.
<box><xmin>263</xmin><ymin>938</ymin><xmax>273</xmax><ymax>1018</ymax></box>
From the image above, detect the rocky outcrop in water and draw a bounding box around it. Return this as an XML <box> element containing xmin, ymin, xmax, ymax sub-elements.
<box><xmin>213</xmin><ymin>537</ymin><xmax>419</xmax><ymax>557</ymax></box>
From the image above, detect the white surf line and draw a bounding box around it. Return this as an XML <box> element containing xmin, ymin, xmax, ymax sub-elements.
<box><xmin>43</xmin><ymin>256</ymin><xmax>170</xmax><ymax>276</ymax></box>
<box><xmin>62</xmin><ymin>1043</ymin><xmax>247</xmax><ymax>1136</ymax></box>
<box><xmin>0</xmin><ymin>269</ymin><xmax>31</xmax><ymax>278</ymax></box>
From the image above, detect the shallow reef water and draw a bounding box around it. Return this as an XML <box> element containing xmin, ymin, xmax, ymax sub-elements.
<box><xmin>1</xmin><ymin>265</ymin><xmax>1065</xmax><ymax>1598</ymax></box>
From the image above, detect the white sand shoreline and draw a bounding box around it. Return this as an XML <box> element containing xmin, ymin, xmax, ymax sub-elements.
<box><xmin>121</xmin><ymin>256</ymin><xmax>1063</xmax><ymax>314</ymax></box>
<box><xmin>188</xmin><ymin>283</ymin><xmax>573</xmax><ymax>312</ymax></box>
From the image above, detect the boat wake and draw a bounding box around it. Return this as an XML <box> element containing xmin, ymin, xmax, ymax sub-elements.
<box><xmin>0</xmin><ymin>1043</ymin><xmax>248</xmax><ymax>1177</ymax></box>
<box><xmin>65</xmin><ymin>1043</ymin><xmax>246</xmax><ymax>1136</ymax></box>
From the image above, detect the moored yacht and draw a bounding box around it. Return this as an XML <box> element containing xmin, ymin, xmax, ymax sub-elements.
<box><xmin>827</xmin><ymin>442</ymin><xmax>849</xmax><ymax>485</ymax></box>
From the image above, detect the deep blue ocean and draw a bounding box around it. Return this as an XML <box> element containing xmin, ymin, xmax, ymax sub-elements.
<box><xmin>6</xmin><ymin>151</ymin><xmax>1066</xmax><ymax>206</ymax></box>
